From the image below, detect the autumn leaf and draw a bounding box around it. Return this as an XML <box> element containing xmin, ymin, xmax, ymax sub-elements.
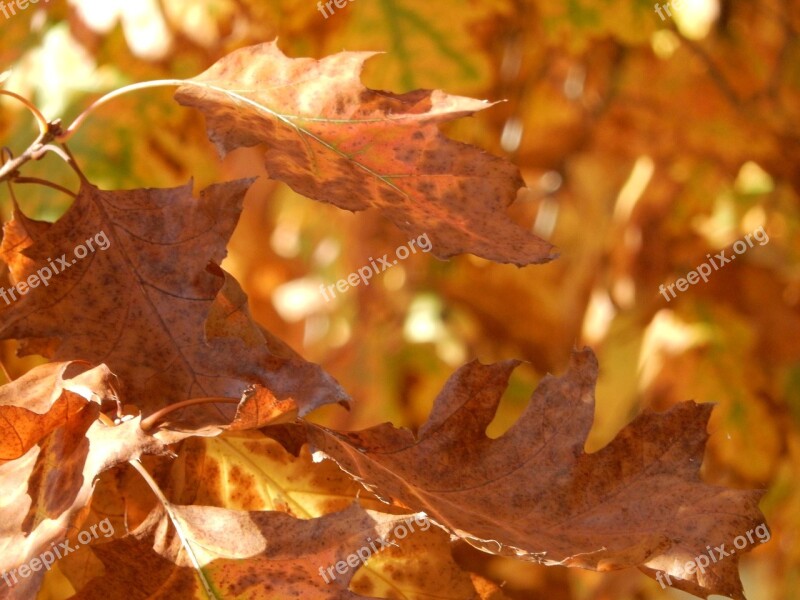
<box><xmin>70</xmin><ymin>502</ymin><xmax>462</xmax><ymax>600</ymax></box>
<box><xmin>0</xmin><ymin>361</ymin><xmax>116</xmax><ymax>461</ymax></box>
<box><xmin>154</xmin><ymin>433</ymin><xmax>385</xmax><ymax>516</ymax></box>
<box><xmin>295</xmin><ymin>348</ymin><xmax>766</xmax><ymax>599</ymax></box>
<box><xmin>0</xmin><ymin>364</ymin><xmax>169</xmax><ymax>600</ymax></box>
<box><xmin>174</xmin><ymin>41</ymin><xmax>556</xmax><ymax>266</ymax></box>
<box><xmin>0</xmin><ymin>180</ymin><xmax>348</xmax><ymax>417</ymax></box>
<box><xmin>2</xmin><ymin>2</ymin><xmax>795</xmax><ymax>596</ymax></box>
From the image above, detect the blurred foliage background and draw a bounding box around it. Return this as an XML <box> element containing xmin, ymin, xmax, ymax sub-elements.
<box><xmin>1</xmin><ymin>0</ymin><xmax>799</xmax><ymax>598</ymax></box>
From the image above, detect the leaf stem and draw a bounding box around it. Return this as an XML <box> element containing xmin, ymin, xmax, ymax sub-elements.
<box><xmin>58</xmin><ymin>142</ymin><xmax>88</xmax><ymax>183</ymax></box>
<box><xmin>59</xmin><ymin>79</ymin><xmax>186</xmax><ymax>142</ymax></box>
<box><xmin>140</xmin><ymin>396</ymin><xmax>240</xmax><ymax>432</ymax></box>
<box><xmin>0</xmin><ymin>89</ymin><xmax>48</xmax><ymax>134</ymax></box>
<box><xmin>11</xmin><ymin>176</ymin><xmax>78</xmax><ymax>198</ymax></box>
<box><xmin>128</xmin><ymin>459</ymin><xmax>221</xmax><ymax>599</ymax></box>
<box><xmin>0</xmin><ymin>355</ymin><xmax>12</xmax><ymax>383</ymax></box>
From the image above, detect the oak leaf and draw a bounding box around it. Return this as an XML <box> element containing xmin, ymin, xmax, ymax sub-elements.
<box><xmin>0</xmin><ymin>180</ymin><xmax>347</xmax><ymax>417</ymax></box>
<box><xmin>299</xmin><ymin>348</ymin><xmax>766</xmax><ymax>599</ymax></box>
<box><xmin>71</xmin><ymin>503</ymin><xmax>461</xmax><ymax>600</ymax></box>
<box><xmin>156</xmin><ymin>434</ymin><xmax>385</xmax><ymax>516</ymax></box>
<box><xmin>174</xmin><ymin>41</ymin><xmax>556</xmax><ymax>266</ymax></box>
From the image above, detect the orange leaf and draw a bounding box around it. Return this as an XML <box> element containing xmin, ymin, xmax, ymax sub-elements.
<box><xmin>301</xmin><ymin>348</ymin><xmax>766</xmax><ymax>599</ymax></box>
<box><xmin>175</xmin><ymin>42</ymin><xmax>557</xmax><ymax>266</ymax></box>
<box><xmin>0</xmin><ymin>361</ymin><xmax>115</xmax><ymax>461</ymax></box>
<box><xmin>0</xmin><ymin>181</ymin><xmax>347</xmax><ymax>418</ymax></box>
<box><xmin>0</xmin><ymin>365</ymin><xmax>168</xmax><ymax>598</ymax></box>
<box><xmin>72</xmin><ymin>503</ymin><xmax>451</xmax><ymax>599</ymax></box>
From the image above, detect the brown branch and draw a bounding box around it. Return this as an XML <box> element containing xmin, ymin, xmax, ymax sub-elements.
<box><xmin>679</xmin><ymin>36</ymin><xmax>745</xmax><ymax>112</ymax></box>
<box><xmin>0</xmin><ymin>119</ymin><xmax>63</xmax><ymax>184</ymax></box>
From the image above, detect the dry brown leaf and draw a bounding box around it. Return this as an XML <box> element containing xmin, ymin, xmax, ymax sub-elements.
<box><xmin>297</xmin><ymin>348</ymin><xmax>766</xmax><ymax>599</ymax></box>
<box><xmin>227</xmin><ymin>386</ymin><xmax>299</xmax><ymax>431</ymax></box>
<box><xmin>155</xmin><ymin>434</ymin><xmax>384</xmax><ymax>516</ymax></box>
<box><xmin>0</xmin><ymin>180</ymin><xmax>347</xmax><ymax>418</ymax></box>
<box><xmin>175</xmin><ymin>41</ymin><xmax>556</xmax><ymax>266</ymax></box>
<box><xmin>71</xmin><ymin>503</ymin><xmax>453</xmax><ymax>599</ymax></box>
<box><xmin>0</xmin><ymin>361</ymin><xmax>116</xmax><ymax>461</ymax></box>
<box><xmin>0</xmin><ymin>365</ymin><xmax>169</xmax><ymax>600</ymax></box>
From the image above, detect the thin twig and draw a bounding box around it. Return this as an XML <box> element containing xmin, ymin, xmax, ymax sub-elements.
<box><xmin>0</xmin><ymin>119</ymin><xmax>62</xmax><ymax>184</ymax></box>
<box><xmin>33</xmin><ymin>143</ymin><xmax>71</xmax><ymax>164</ymax></box>
<box><xmin>679</xmin><ymin>36</ymin><xmax>745</xmax><ymax>112</ymax></box>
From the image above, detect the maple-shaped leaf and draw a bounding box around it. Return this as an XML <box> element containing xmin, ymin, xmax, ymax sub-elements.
<box><xmin>0</xmin><ymin>364</ymin><xmax>168</xmax><ymax>600</ymax></box>
<box><xmin>0</xmin><ymin>180</ymin><xmax>347</xmax><ymax>417</ymax></box>
<box><xmin>70</xmin><ymin>503</ymin><xmax>462</xmax><ymax>600</ymax></box>
<box><xmin>296</xmin><ymin>348</ymin><xmax>767</xmax><ymax>600</ymax></box>
<box><xmin>174</xmin><ymin>41</ymin><xmax>556</xmax><ymax>266</ymax></box>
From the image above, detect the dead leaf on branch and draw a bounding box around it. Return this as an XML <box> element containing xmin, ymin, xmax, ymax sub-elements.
<box><xmin>149</xmin><ymin>382</ymin><xmax>303</xmax><ymax>443</ymax></box>
<box><xmin>0</xmin><ymin>180</ymin><xmax>348</xmax><ymax>419</ymax></box>
<box><xmin>0</xmin><ymin>362</ymin><xmax>313</xmax><ymax>599</ymax></box>
<box><xmin>0</xmin><ymin>361</ymin><xmax>117</xmax><ymax>461</ymax></box>
<box><xmin>290</xmin><ymin>348</ymin><xmax>767</xmax><ymax>599</ymax></box>
<box><xmin>0</xmin><ymin>363</ymin><xmax>170</xmax><ymax>600</ymax></box>
<box><xmin>175</xmin><ymin>41</ymin><xmax>556</xmax><ymax>267</ymax></box>
<box><xmin>155</xmin><ymin>433</ymin><xmax>385</xmax><ymax>516</ymax></box>
<box><xmin>71</xmin><ymin>502</ymin><xmax>470</xmax><ymax>600</ymax></box>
